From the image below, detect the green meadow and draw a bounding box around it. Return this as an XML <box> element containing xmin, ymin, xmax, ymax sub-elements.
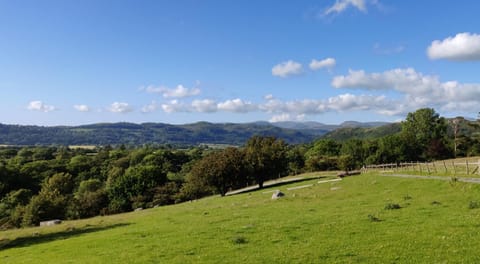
<box><xmin>2</xmin><ymin>172</ymin><xmax>480</xmax><ymax>263</ymax></box>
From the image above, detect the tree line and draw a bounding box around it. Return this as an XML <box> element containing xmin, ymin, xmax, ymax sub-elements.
<box><xmin>0</xmin><ymin>108</ymin><xmax>479</xmax><ymax>229</ymax></box>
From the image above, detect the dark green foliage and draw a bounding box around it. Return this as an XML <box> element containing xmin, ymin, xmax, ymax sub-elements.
<box><xmin>384</xmin><ymin>203</ymin><xmax>401</xmax><ymax>210</ymax></box>
<box><xmin>245</xmin><ymin>136</ymin><xmax>288</xmax><ymax>188</ymax></box>
<box><xmin>468</xmin><ymin>201</ymin><xmax>480</xmax><ymax>209</ymax></box>
<box><xmin>232</xmin><ymin>236</ymin><xmax>248</xmax><ymax>244</ymax></box>
<box><xmin>367</xmin><ymin>214</ymin><xmax>381</xmax><ymax>222</ymax></box>
<box><xmin>74</xmin><ymin>179</ymin><xmax>108</xmax><ymax>218</ymax></box>
<box><xmin>305</xmin><ymin>156</ymin><xmax>338</xmax><ymax>172</ymax></box>
<box><xmin>401</xmin><ymin>108</ymin><xmax>451</xmax><ymax>160</ymax></box>
<box><xmin>340</xmin><ymin>139</ymin><xmax>365</xmax><ymax>169</ymax></box>
<box><xmin>183</xmin><ymin>147</ymin><xmax>247</xmax><ymax>198</ymax></box>
<box><xmin>323</xmin><ymin>123</ymin><xmax>402</xmax><ymax>141</ymax></box>
<box><xmin>0</xmin><ymin>122</ymin><xmax>316</xmax><ymax>146</ymax></box>
<box><xmin>0</xmin><ymin>145</ymin><xmax>202</xmax><ymax>227</ymax></box>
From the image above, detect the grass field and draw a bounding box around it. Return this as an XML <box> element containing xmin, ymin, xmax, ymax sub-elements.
<box><xmin>2</xmin><ymin>172</ymin><xmax>480</xmax><ymax>263</ymax></box>
<box><xmin>367</xmin><ymin>156</ymin><xmax>480</xmax><ymax>178</ymax></box>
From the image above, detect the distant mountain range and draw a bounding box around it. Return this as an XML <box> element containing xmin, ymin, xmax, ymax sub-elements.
<box><xmin>0</xmin><ymin>121</ymin><xmax>393</xmax><ymax>146</ymax></box>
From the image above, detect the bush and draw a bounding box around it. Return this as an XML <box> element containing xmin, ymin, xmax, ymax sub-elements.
<box><xmin>232</xmin><ymin>236</ymin><xmax>248</xmax><ymax>244</ymax></box>
<box><xmin>469</xmin><ymin>201</ymin><xmax>480</xmax><ymax>209</ymax></box>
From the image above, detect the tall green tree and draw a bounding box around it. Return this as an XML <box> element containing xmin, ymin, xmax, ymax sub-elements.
<box><xmin>244</xmin><ymin>136</ymin><xmax>288</xmax><ymax>188</ymax></box>
<box><xmin>401</xmin><ymin>108</ymin><xmax>450</xmax><ymax>160</ymax></box>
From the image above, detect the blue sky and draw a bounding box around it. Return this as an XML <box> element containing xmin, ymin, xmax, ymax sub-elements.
<box><xmin>1</xmin><ymin>0</ymin><xmax>480</xmax><ymax>125</ymax></box>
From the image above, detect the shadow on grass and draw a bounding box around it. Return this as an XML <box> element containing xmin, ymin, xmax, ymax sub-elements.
<box><xmin>227</xmin><ymin>175</ymin><xmax>331</xmax><ymax>196</ymax></box>
<box><xmin>0</xmin><ymin>222</ymin><xmax>130</xmax><ymax>250</ymax></box>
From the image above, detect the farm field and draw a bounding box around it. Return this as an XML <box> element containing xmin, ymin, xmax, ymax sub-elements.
<box><xmin>2</xmin><ymin>172</ymin><xmax>480</xmax><ymax>263</ymax></box>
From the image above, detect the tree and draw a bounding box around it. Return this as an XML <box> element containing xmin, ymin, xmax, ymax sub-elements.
<box><xmin>244</xmin><ymin>136</ymin><xmax>288</xmax><ymax>188</ymax></box>
<box><xmin>401</xmin><ymin>108</ymin><xmax>450</xmax><ymax>160</ymax></box>
<box><xmin>187</xmin><ymin>147</ymin><xmax>246</xmax><ymax>197</ymax></box>
<box><xmin>22</xmin><ymin>173</ymin><xmax>74</xmax><ymax>226</ymax></box>
<box><xmin>107</xmin><ymin>164</ymin><xmax>166</xmax><ymax>211</ymax></box>
<box><xmin>340</xmin><ymin>139</ymin><xmax>365</xmax><ymax>169</ymax></box>
<box><xmin>305</xmin><ymin>139</ymin><xmax>340</xmax><ymax>158</ymax></box>
<box><xmin>74</xmin><ymin>179</ymin><xmax>108</xmax><ymax>218</ymax></box>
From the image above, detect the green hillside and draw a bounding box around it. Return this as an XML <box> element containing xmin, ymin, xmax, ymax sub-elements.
<box><xmin>0</xmin><ymin>122</ymin><xmax>316</xmax><ymax>146</ymax></box>
<box><xmin>322</xmin><ymin>123</ymin><xmax>402</xmax><ymax>141</ymax></box>
<box><xmin>2</xmin><ymin>172</ymin><xmax>480</xmax><ymax>263</ymax></box>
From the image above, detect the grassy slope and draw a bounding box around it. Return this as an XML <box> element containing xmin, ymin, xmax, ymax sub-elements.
<box><xmin>2</xmin><ymin>173</ymin><xmax>480</xmax><ymax>263</ymax></box>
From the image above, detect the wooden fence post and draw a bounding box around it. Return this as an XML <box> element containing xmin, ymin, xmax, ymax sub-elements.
<box><xmin>452</xmin><ymin>161</ymin><xmax>456</xmax><ymax>176</ymax></box>
<box><xmin>443</xmin><ymin>161</ymin><xmax>447</xmax><ymax>173</ymax></box>
<box><xmin>478</xmin><ymin>159</ymin><xmax>480</xmax><ymax>175</ymax></box>
<box><xmin>467</xmin><ymin>160</ymin><xmax>470</xmax><ymax>175</ymax></box>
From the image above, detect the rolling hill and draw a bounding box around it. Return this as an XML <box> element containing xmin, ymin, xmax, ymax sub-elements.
<box><xmin>0</xmin><ymin>122</ymin><xmax>318</xmax><ymax>146</ymax></box>
<box><xmin>2</xmin><ymin>172</ymin><xmax>480</xmax><ymax>263</ymax></box>
<box><xmin>0</xmin><ymin>121</ymin><xmax>396</xmax><ymax>146</ymax></box>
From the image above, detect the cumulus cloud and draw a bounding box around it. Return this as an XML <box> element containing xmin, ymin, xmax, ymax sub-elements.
<box><xmin>144</xmin><ymin>84</ymin><xmax>201</xmax><ymax>98</ymax></box>
<box><xmin>309</xmin><ymin>58</ymin><xmax>336</xmax><ymax>70</ymax></box>
<box><xmin>269</xmin><ymin>113</ymin><xmax>306</xmax><ymax>123</ymax></box>
<box><xmin>272</xmin><ymin>60</ymin><xmax>303</xmax><ymax>78</ymax></box>
<box><xmin>261</xmin><ymin>94</ymin><xmax>389</xmax><ymax>115</ymax></box>
<box><xmin>332</xmin><ymin>67</ymin><xmax>480</xmax><ymax>114</ymax></box>
<box><xmin>217</xmin><ymin>99</ymin><xmax>257</xmax><ymax>113</ymax></box>
<box><xmin>108</xmin><ymin>102</ymin><xmax>133</xmax><ymax>113</ymax></box>
<box><xmin>74</xmin><ymin>104</ymin><xmax>90</xmax><ymax>112</ymax></box>
<box><xmin>27</xmin><ymin>101</ymin><xmax>56</xmax><ymax>112</ymax></box>
<box><xmin>264</xmin><ymin>94</ymin><xmax>274</xmax><ymax>100</ymax></box>
<box><xmin>427</xmin><ymin>32</ymin><xmax>480</xmax><ymax>61</ymax></box>
<box><xmin>141</xmin><ymin>101</ymin><xmax>159</xmax><ymax>113</ymax></box>
<box><xmin>161</xmin><ymin>100</ymin><xmax>188</xmax><ymax>113</ymax></box>
<box><xmin>192</xmin><ymin>99</ymin><xmax>217</xmax><ymax>113</ymax></box>
<box><xmin>324</xmin><ymin>0</ymin><xmax>367</xmax><ymax>15</ymax></box>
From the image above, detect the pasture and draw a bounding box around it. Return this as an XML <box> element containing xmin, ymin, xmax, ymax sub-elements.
<box><xmin>2</xmin><ymin>172</ymin><xmax>480</xmax><ymax>263</ymax></box>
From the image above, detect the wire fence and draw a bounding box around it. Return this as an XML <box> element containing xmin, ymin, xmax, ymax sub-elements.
<box><xmin>363</xmin><ymin>159</ymin><xmax>480</xmax><ymax>176</ymax></box>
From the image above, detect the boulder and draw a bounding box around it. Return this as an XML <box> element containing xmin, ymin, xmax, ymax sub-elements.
<box><xmin>271</xmin><ymin>190</ymin><xmax>285</xmax><ymax>200</ymax></box>
<box><xmin>40</xmin><ymin>219</ymin><xmax>62</xmax><ymax>227</ymax></box>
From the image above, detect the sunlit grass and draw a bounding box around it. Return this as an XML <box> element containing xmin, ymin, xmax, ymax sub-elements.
<box><xmin>2</xmin><ymin>172</ymin><xmax>480</xmax><ymax>263</ymax></box>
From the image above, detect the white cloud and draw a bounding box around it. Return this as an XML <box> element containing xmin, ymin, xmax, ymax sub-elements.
<box><xmin>427</xmin><ymin>32</ymin><xmax>480</xmax><ymax>61</ymax></box>
<box><xmin>141</xmin><ymin>101</ymin><xmax>158</xmax><ymax>113</ymax></box>
<box><xmin>144</xmin><ymin>84</ymin><xmax>201</xmax><ymax>98</ymax></box>
<box><xmin>264</xmin><ymin>94</ymin><xmax>274</xmax><ymax>100</ymax></box>
<box><xmin>192</xmin><ymin>99</ymin><xmax>217</xmax><ymax>113</ymax></box>
<box><xmin>217</xmin><ymin>99</ymin><xmax>257</xmax><ymax>113</ymax></box>
<box><xmin>309</xmin><ymin>58</ymin><xmax>336</xmax><ymax>70</ymax></box>
<box><xmin>332</xmin><ymin>67</ymin><xmax>480</xmax><ymax>114</ymax></box>
<box><xmin>272</xmin><ymin>60</ymin><xmax>303</xmax><ymax>78</ymax></box>
<box><xmin>324</xmin><ymin>0</ymin><xmax>367</xmax><ymax>15</ymax></box>
<box><xmin>74</xmin><ymin>104</ymin><xmax>90</xmax><ymax>112</ymax></box>
<box><xmin>27</xmin><ymin>101</ymin><xmax>56</xmax><ymax>112</ymax></box>
<box><xmin>108</xmin><ymin>102</ymin><xmax>133</xmax><ymax>113</ymax></box>
<box><xmin>269</xmin><ymin>113</ymin><xmax>306</xmax><ymax>123</ymax></box>
<box><xmin>161</xmin><ymin>100</ymin><xmax>188</xmax><ymax>113</ymax></box>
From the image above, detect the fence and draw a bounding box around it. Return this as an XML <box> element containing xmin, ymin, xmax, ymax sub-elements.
<box><xmin>363</xmin><ymin>159</ymin><xmax>480</xmax><ymax>176</ymax></box>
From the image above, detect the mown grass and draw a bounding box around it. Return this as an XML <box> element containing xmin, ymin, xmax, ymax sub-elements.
<box><xmin>2</xmin><ymin>172</ymin><xmax>480</xmax><ymax>263</ymax></box>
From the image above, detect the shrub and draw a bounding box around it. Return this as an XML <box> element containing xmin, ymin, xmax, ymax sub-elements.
<box><xmin>232</xmin><ymin>236</ymin><xmax>248</xmax><ymax>244</ymax></box>
<box><xmin>469</xmin><ymin>201</ymin><xmax>480</xmax><ymax>209</ymax></box>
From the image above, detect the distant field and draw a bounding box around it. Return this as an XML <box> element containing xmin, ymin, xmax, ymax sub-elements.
<box><xmin>68</xmin><ymin>145</ymin><xmax>97</xmax><ymax>150</ymax></box>
<box><xmin>2</xmin><ymin>172</ymin><xmax>480</xmax><ymax>263</ymax></box>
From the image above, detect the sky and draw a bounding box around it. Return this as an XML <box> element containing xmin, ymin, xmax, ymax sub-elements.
<box><xmin>1</xmin><ymin>0</ymin><xmax>480</xmax><ymax>126</ymax></box>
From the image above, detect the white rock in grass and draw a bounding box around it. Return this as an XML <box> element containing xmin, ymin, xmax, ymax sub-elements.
<box><xmin>271</xmin><ymin>190</ymin><xmax>285</xmax><ymax>200</ymax></box>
